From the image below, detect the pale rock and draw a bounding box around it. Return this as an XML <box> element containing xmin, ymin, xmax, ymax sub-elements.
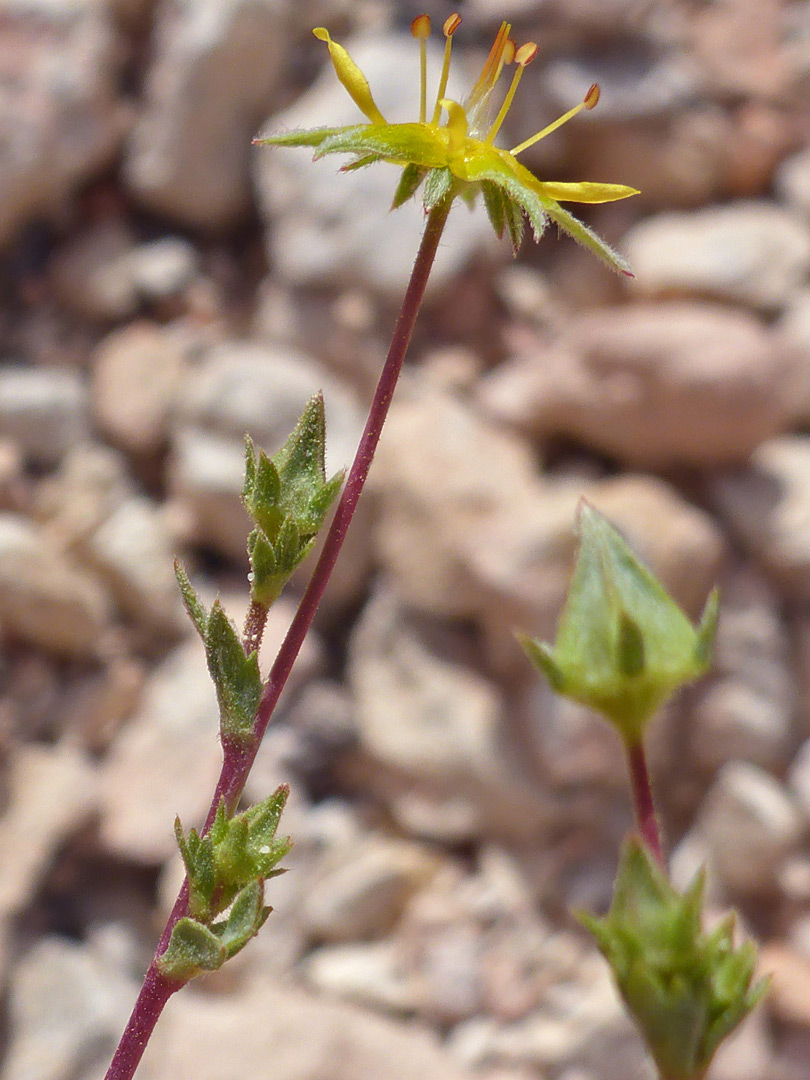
<box><xmin>560</xmin><ymin>104</ymin><xmax>790</xmax><ymax>208</ymax></box>
<box><xmin>778</xmin><ymin>290</ymin><xmax>810</xmax><ymax>418</ymax></box>
<box><xmin>448</xmin><ymin>949</ymin><xmax>650</xmax><ymax>1080</ymax></box>
<box><xmin>78</xmin><ymin>496</ymin><xmax>184</xmax><ymax>636</ymax></box>
<box><xmin>0</xmin><ymin>514</ymin><xmax>112</xmax><ymax>656</ymax></box>
<box><xmin>479</xmin><ymin>302</ymin><xmax>802</xmax><ymax>466</ymax></box>
<box><xmin>127</xmin><ymin>237</ymin><xmax>200</xmax><ymax>302</ymax></box>
<box><xmin>125</xmin><ymin>0</ymin><xmax>289</xmax><ymax>227</ymax></box>
<box><xmin>2</xmin><ymin>936</ymin><xmax>136</xmax><ymax>1080</ymax></box>
<box><xmin>255</xmin><ymin>33</ymin><xmax>498</xmax><ymax>296</ymax></box>
<box><xmin>303</xmin><ymin>834</ymin><xmax>439</xmax><ymax>943</ymax></box>
<box><xmin>776</xmin><ymin>145</ymin><xmax>810</xmax><ymax>218</ymax></box>
<box><xmin>304</xmin><ymin>940</ymin><xmax>421</xmax><ymax>1013</ymax></box>
<box><xmin>168</xmin><ymin>427</ymin><xmax>248</xmax><ymax>558</ymax></box>
<box><xmin>176</xmin><ymin>340</ymin><xmax>363</xmax><ymax>475</ymax></box>
<box><xmin>757</xmin><ymin>943</ymin><xmax>810</xmax><ymax>1027</ymax></box>
<box><xmin>0</xmin><ymin>743</ymin><xmax>97</xmax><ymax>928</ymax></box>
<box><xmin>138</xmin><ymin>979</ymin><xmax>476</xmax><ymax>1080</ymax></box>
<box><xmin>787</xmin><ymin>739</ymin><xmax>810</xmax><ymax>824</ymax></box>
<box><xmin>0</xmin><ymin>367</ymin><xmax>88</xmax><ymax>467</ymax></box>
<box><xmin>624</xmin><ymin>202</ymin><xmax>810</xmax><ymax>311</ymax></box>
<box><xmin>37</xmin><ymin>443</ymin><xmax>132</xmax><ymax>550</ymax></box>
<box><xmin>691</xmin><ymin>571</ymin><xmax>795</xmax><ymax>772</ymax></box>
<box><xmin>91</xmin><ymin>322</ymin><xmax>194</xmax><ymax>457</ymax></box>
<box><xmin>712</xmin><ymin>436</ymin><xmax>810</xmax><ymax>599</ymax></box>
<box><xmin>50</xmin><ymin>222</ymin><xmax>141</xmax><ymax>321</ymax></box>
<box><xmin>348</xmin><ymin>588</ymin><xmax>554</xmax><ymax>843</ymax></box>
<box><xmin>697</xmin><ymin>761</ymin><xmax>804</xmax><ymax>895</ymax></box>
<box><xmin>0</xmin><ymin>6</ymin><xmax>127</xmax><ymax>246</ymax></box>
<box><xmin>369</xmin><ymin>382</ymin><xmax>546</xmax><ymax>622</ymax></box>
<box><xmin>98</xmin><ymin>638</ymin><xmax>225</xmax><ymax>863</ymax></box>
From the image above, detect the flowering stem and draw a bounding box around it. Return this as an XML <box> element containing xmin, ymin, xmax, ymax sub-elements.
<box><xmin>625</xmin><ymin>737</ymin><xmax>664</xmax><ymax>867</ymax></box>
<box><xmin>103</xmin><ymin>197</ymin><xmax>453</xmax><ymax>1080</ymax></box>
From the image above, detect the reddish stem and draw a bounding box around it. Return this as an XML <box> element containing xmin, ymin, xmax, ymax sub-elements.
<box><xmin>104</xmin><ymin>199</ymin><xmax>453</xmax><ymax>1080</ymax></box>
<box><xmin>625</xmin><ymin>738</ymin><xmax>664</xmax><ymax>866</ymax></box>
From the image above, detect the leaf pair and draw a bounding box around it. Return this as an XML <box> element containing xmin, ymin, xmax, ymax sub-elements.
<box><xmin>159</xmin><ymin>789</ymin><xmax>292</xmax><ymax>983</ymax></box>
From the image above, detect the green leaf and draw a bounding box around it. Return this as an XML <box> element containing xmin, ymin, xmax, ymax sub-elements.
<box><xmin>174</xmin><ymin>560</ymin><xmax>208</xmax><ymax>640</ymax></box>
<box><xmin>215</xmin><ymin>880</ymin><xmax>270</xmax><ymax>961</ymax></box>
<box><xmin>158</xmin><ymin>918</ymin><xmax>225</xmax><ymax>982</ymax></box>
<box><xmin>392</xmin><ymin>163</ymin><xmax>427</xmax><ymax>209</ymax></box>
<box><xmin>205</xmin><ymin>600</ymin><xmax>262</xmax><ymax>740</ymax></box>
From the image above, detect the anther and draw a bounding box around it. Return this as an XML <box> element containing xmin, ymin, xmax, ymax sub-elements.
<box><xmin>510</xmin><ymin>83</ymin><xmax>597</xmax><ymax>156</ymax></box>
<box><xmin>411</xmin><ymin>14</ymin><xmax>431</xmax><ymax>38</ymax></box>
<box><xmin>515</xmin><ymin>42</ymin><xmax>538</xmax><ymax>67</ymax></box>
<box><xmin>484</xmin><ymin>39</ymin><xmax>537</xmax><ymax>144</ymax></box>
<box><xmin>443</xmin><ymin>13</ymin><xmax>461</xmax><ymax>37</ymax></box>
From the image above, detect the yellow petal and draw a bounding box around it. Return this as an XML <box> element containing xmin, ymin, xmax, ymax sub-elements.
<box><xmin>313</xmin><ymin>28</ymin><xmax>387</xmax><ymax>125</ymax></box>
<box><xmin>533</xmin><ymin>180</ymin><xmax>640</xmax><ymax>204</ymax></box>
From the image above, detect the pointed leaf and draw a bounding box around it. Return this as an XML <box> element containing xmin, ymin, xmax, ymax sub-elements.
<box><xmin>158</xmin><ymin>918</ymin><xmax>224</xmax><ymax>982</ymax></box>
<box><xmin>205</xmin><ymin>601</ymin><xmax>262</xmax><ymax>740</ymax></box>
<box><xmin>174</xmin><ymin>560</ymin><xmax>207</xmax><ymax>640</ymax></box>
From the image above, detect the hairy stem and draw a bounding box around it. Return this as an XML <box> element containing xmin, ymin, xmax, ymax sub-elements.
<box><xmin>104</xmin><ymin>198</ymin><xmax>453</xmax><ymax>1080</ymax></box>
<box><xmin>626</xmin><ymin>738</ymin><xmax>664</xmax><ymax>866</ymax></box>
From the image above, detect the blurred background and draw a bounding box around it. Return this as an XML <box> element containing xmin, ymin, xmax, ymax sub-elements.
<box><xmin>0</xmin><ymin>0</ymin><xmax>809</xmax><ymax>1077</ymax></box>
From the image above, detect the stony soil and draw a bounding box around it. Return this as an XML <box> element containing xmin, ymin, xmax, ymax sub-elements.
<box><xmin>1</xmin><ymin>2</ymin><xmax>810</xmax><ymax>1079</ymax></box>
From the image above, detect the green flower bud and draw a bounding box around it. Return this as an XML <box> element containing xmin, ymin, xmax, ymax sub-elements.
<box><xmin>520</xmin><ymin>503</ymin><xmax>718</xmax><ymax>744</ymax></box>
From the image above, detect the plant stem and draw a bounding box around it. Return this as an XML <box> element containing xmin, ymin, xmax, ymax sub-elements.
<box><xmin>104</xmin><ymin>198</ymin><xmax>453</xmax><ymax>1080</ymax></box>
<box><xmin>625</xmin><ymin>738</ymin><xmax>664</xmax><ymax>867</ymax></box>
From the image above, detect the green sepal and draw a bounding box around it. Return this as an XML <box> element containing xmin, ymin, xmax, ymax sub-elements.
<box><xmin>580</xmin><ymin>838</ymin><xmax>769</xmax><ymax>1080</ymax></box>
<box><xmin>253</xmin><ymin>126</ymin><xmax>345</xmax><ymax>149</ymax></box>
<box><xmin>340</xmin><ymin>153</ymin><xmax>382</xmax><ymax>172</ymax></box>
<box><xmin>392</xmin><ymin>163</ymin><xmax>427</xmax><ymax>209</ymax></box>
<box><xmin>520</xmin><ymin>503</ymin><xmax>717</xmax><ymax>743</ymax></box>
<box><xmin>423</xmin><ymin>166</ymin><xmax>455</xmax><ymax>210</ymax></box>
<box><xmin>312</xmin><ymin>122</ymin><xmax>448</xmax><ymax>170</ymax></box>
<box><xmin>481</xmin><ymin>179</ymin><xmax>506</xmax><ymax>239</ymax></box>
<box><xmin>157</xmin><ymin>917</ymin><xmax>225</xmax><ymax>982</ymax></box>
<box><xmin>205</xmin><ymin>600</ymin><xmax>262</xmax><ymax>741</ymax></box>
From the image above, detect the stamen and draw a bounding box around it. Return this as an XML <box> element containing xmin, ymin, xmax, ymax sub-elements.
<box><xmin>466</xmin><ymin>22</ymin><xmax>512</xmax><ymax>112</ymax></box>
<box><xmin>431</xmin><ymin>13</ymin><xmax>461</xmax><ymax>124</ymax></box>
<box><xmin>510</xmin><ymin>83</ymin><xmax>600</xmax><ymax>156</ymax></box>
<box><xmin>485</xmin><ymin>40</ymin><xmax>537</xmax><ymax>145</ymax></box>
<box><xmin>411</xmin><ymin>15</ymin><xmax>431</xmax><ymax>124</ymax></box>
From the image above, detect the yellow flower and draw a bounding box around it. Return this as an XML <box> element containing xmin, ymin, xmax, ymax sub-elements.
<box><xmin>255</xmin><ymin>15</ymin><xmax>639</xmax><ymax>274</ymax></box>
